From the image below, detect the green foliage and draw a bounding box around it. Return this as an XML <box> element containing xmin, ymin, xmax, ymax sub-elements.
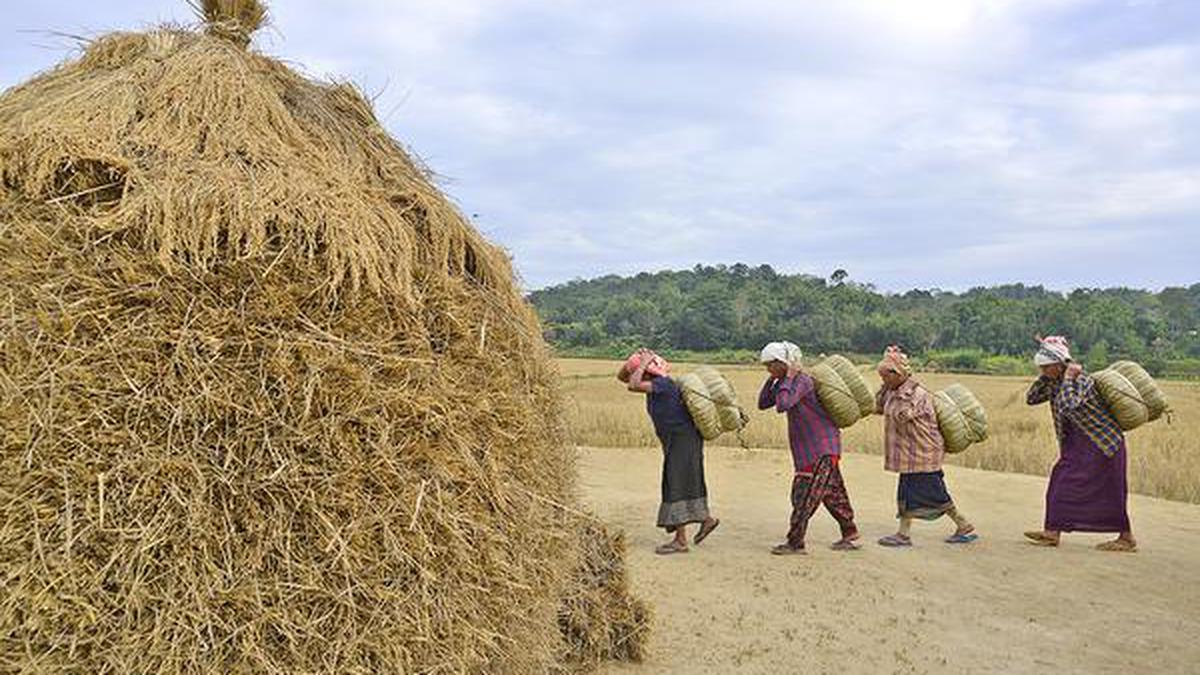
<box><xmin>531</xmin><ymin>267</ymin><xmax>1200</xmax><ymax>379</ymax></box>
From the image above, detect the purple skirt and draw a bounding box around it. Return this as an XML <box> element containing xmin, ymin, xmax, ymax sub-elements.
<box><xmin>1044</xmin><ymin>417</ymin><xmax>1131</xmax><ymax>533</ymax></box>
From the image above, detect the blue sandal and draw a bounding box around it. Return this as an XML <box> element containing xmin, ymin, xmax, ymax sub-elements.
<box><xmin>945</xmin><ymin>532</ymin><xmax>979</xmax><ymax>544</ymax></box>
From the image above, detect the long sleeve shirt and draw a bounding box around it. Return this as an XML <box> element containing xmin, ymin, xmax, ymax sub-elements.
<box><xmin>876</xmin><ymin>378</ymin><xmax>945</xmax><ymax>474</ymax></box>
<box><xmin>758</xmin><ymin>374</ymin><xmax>841</xmax><ymax>472</ymax></box>
<box><xmin>1027</xmin><ymin>373</ymin><xmax>1124</xmax><ymax>457</ymax></box>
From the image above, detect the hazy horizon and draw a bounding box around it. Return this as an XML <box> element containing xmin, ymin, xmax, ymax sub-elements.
<box><xmin>527</xmin><ymin>262</ymin><xmax>1199</xmax><ymax>295</ymax></box>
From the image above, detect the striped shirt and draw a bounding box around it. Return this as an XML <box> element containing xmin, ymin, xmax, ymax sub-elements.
<box><xmin>758</xmin><ymin>374</ymin><xmax>841</xmax><ymax>472</ymax></box>
<box><xmin>876</xmin><ymin>378</ymin><xmax>945</xmax><ymax>474</ymax></box>
<box><xmin>1026</xmin><ymin>373</ymin><xmax>1125</xmax><ymax>458</ymax></box>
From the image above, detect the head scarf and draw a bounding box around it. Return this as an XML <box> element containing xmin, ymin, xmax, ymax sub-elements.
<box><xmin>759</xmin><ymin>341</ymin><xmax>804</xmax><ymax>369</ymax></box>
<box><xmin>1034</xmin><ymin>336</ymin><xmax>1072</xmax><ymax>366</ymax></box>
<box><xmin>623</xmin><ymin>350</ymin><xmax>670</xmax><ymax>378</ymax></box>
<box><xmin>877</xmin><ymin>345</ymin><xmax>912</xmax><ymax>377</ymax></box>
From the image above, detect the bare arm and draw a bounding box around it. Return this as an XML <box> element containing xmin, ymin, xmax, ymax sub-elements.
<box><xmin>625</xmin><ymin>350</ymin><xmax>654</xmax><ymax>394</ymax></box>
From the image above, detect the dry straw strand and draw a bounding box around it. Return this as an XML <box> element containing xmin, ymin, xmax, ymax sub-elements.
<box><xmin>189</xmin><ymin>0</ymin><xmax>269</xmax><ymax>46</ymax></box>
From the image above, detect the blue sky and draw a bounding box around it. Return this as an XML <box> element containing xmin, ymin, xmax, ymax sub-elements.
<box><xmin>3</xmin><ymin>1</ymin><xmax>1198</xmax><ymax>292</ymax></box>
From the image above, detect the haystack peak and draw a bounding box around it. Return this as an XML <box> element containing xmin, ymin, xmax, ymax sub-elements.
<box><xmin>189</xmin><ymin>0</ymin><xmax>268</xmax><ymax>46</ymax></box>
<box><xmin>0</xmin><ymin>6</ymin><xmax>507</xmax><ymax>300</ymax></box>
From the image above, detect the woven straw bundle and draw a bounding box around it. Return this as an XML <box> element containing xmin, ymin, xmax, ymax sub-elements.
<box><xmin>933</xmin><ymin>384</ymin><xmax>988</xmax><ymax>453</ymax></box>
<box><xmin>825</xmin><ymin>354</ymin><xmax>876</xmax><ymax>418</ymax></box>
<box><xmin>1109</xmin><ymin>360</ymin><xmax>1170</xmax><ymax>422</ymax></box>
<box><xmin>809</xmin><ymin>355</ymin><xmax>874</xmax><ymax>429</ymax></box>
<box><xmin>1093</xmin><ymin>369</ymin><xmax>1151</xmax><ymax>431</ymax></box>
<box><xmin>677</xmin><ymin>367</ymin><xmax>748</xmax><ymax>441</ymax></box>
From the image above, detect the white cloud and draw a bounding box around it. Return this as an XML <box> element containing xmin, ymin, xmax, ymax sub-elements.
<box><xmin>3</xmin><ymin>0</ymin><xmax>1198</xmax><ymax>292</ymax></box>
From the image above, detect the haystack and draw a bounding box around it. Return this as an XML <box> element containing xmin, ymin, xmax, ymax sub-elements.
<box><xmin>0</xmin><ymin>1</ymin><xmax>646</xmax><ymax>671</ymax></box>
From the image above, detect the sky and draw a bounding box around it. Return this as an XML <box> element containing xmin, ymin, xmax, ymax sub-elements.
<box><xmin>3</xmin><ymin>1</ymin><xmax>1199</xmax><ymax>292</ymax></box>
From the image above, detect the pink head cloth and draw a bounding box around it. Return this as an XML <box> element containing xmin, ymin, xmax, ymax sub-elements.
<box><xmin>877</xmin><ymin>345</ymin><xmax>912</xmax><ymax>377</ymax></box>
<box><xmin>1035</xmin><ymin>336</ymin><xmax>1072</xmax><ymax>366</ymax></box>
<box><xmin>624</xmin><ymin>351</ymin><xmax>670</xmax><ymax>378</ymax></box>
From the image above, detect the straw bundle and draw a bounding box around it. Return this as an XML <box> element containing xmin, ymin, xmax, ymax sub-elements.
<box><xmin>809</xmin><ymin>361</ymin><xmax>858</xmax><ymax>428</ymax></box>
<box><xmin>809</xmin><ymin>355</ymin><xmax>873</xmax><ymax>428</ymax></box>
<box><xmin>1094</xmin><ymin>368</ymin><xmax>1151</xmax><ymax>431</ymax></box>
<box><xmin>933</xmin><ymin>384</ymin><xmax>988</xmax><ymax>454</ymax></box>
<box><xmin>0</xmin><ymin>3</ymin><xmax>644</xmax><ymax>672</ymax></box>
<box><xmin>558</xmin><ymin>520</ymin><xmax>652</xmax><ymax>669</ymax></box>
<box><xmin>825</xmin><ymin>355</ymin><xmax>876</xmax><ymax>418</ymax></box>
<box><xmin>677</xmin><ymin>367</ymin><xmax>748</xmax><ymax>441</ymax></box>
<box><xmin>1110</xmin><ymin>361</ymin><xmax>1170</xmax><ymax>422</ymax></box>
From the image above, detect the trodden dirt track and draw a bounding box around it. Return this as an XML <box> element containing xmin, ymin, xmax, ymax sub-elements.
<box><xmin>581</xmin><ymin>446</ymin><xmax>1200</xmax><ymax>675</ymax></box>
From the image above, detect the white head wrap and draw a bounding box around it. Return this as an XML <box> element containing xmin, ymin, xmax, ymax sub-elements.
<box><xmin>1034</xmin><ymin>336</ymin><xmax>1072</xmax><ymax>366</ymax></box>
<box><xmin>759</xmin><ymin>341</ymin><xmax>804</xmax><ymax>368</ymax></box>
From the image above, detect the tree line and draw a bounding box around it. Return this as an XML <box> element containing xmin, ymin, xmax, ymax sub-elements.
<box><xmin>528</xmin><ymin>264</ymin><xmax>1200</xmax><ymax>377</ymax></box>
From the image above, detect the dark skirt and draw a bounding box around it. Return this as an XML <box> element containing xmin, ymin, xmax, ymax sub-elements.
<box><xmin>897</xmin><ymin>471</ymin><xmax>954</xmax><ymax>520</ymax></box>
<box><xmin>1045</xmin><ymin>417</ymin><xmax>1130</xmax><ymax>533</ymax></box>
<box><xmin>656</xmin><ymin>425</ymin><xmax>710</xmax><ymax>532</ymax></box>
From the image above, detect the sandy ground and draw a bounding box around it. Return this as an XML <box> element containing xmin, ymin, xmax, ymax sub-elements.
<box><xmin>580</xmin><ymin>446</ymin><xmax>1200</xmax><ymax>675</ymax></box>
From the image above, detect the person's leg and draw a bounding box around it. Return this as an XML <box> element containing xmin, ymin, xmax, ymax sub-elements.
<box><xmin>946</xmin><ymin>506</ymin><xmax>974</xmax><ymax>535</ymax></box>
<box><xmin>822</xmin><ymin>462</ymin><xmax>859</xmax><ymax>548</ymax></box>
<box><xmin>655</xmin><ymin>525</ymin><xmax>689</xmax><ymax>554</ymax></box>
<box><xmin>1098</xmin><ymin>444</ymin><xmax>1136</xmax><ymax>551</ymax></box>
<box><xmin>780</xmin><ymin>458</ymin><xmax>835</xmax><ymax>551</ymax></box>
<box><xmin>673</xmin><ymin>525</ymin><xmax>688</xmax><ymax>547</ymax></box>
<box><xmin>879</xmin><ymin>476</ymin><xmax>914</xmax><ymax>546</ymax></box>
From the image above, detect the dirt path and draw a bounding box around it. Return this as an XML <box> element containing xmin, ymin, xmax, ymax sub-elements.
<box><xmin>580</xmin><ymin>446</ymin><xmax>1200</xmax><ymax>675</ymax></box>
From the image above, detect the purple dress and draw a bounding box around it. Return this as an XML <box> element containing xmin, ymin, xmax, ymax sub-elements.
<box><xmin>1044</xmin><ymin>416</ymin><xmax>1131</xmax><ymax>533</ymax></box>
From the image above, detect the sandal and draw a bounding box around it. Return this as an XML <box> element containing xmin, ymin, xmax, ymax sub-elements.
<box><xmin>1024</xmin><ymin>531</ymin><xmax>1059</xmax><ymax>547</ymax></box>
<box><xmin>945</xmin><ymin>532</ymin><xmax>979</xmax><ymax>544</ymax></box>
<box><xmin>694</xmin><ymin>518</ymin><xmax>721</xmax><ymax>545</ymax></box>
<box><xmin>655</xmin><ymin>541</ymin><xmax>689</xmax><ymax>555</ymax></box>
<box><xmin>830</xmin><ymin>537</ymin><xmax>861</xmax><ymax>551</ymax></box>
<box><xmin>877</xmin><ymin>534</ymin><xmax>912</xmax><ymax>547</ymax></box>
<box><xmin>1096</xmin><ymin>539</ymin><xmax>1137</xmax><ymax>553</ymax></box>
<box><xmin>770</xmin><ymin>543</ymin><xmax>806</xmax><ymax>556</ymax></box>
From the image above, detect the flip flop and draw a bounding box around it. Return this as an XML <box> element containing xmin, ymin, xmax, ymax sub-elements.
<box><xmin>655</xmin><ymin>541</ymin><xmax>689</xmax><ymax>555</ymax></box>
<box><xmin>694</xmin><ymin>518</ymin><xmax>721</xmax><ymax>545</ymax></box>
<box><xmin>830</xmin><ymin>538</ymin><xmax>861</xmax><ymax>551</ymax></box>
<box><xmin>1096</xmin><ymin>539</ymin><xmax>1137</xmax><ymax>553</ymax></box>
<box><xmin>944</xmin><ymin>532</ymin><xmax>979</xmax><ymax>544</ymax></box>
<box><xmin>877</xmin><ymin>534</ymin><xmax>912</xmax><ymax>547</ymax></box>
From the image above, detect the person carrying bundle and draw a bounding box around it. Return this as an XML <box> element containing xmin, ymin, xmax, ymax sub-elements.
<box><xmin>618</xmin><ymin>349</ymin><xmax>720</xmax><ymax>555</ymax></box>
<box><xmin>874</xmin><ymin>346</ymin><xmax>977</xmax><ymax>547</ymax></box>
<box><xmin>1024</xmin><ymin>336</ymin><xmax>1136</xmax><ymax>552</ymax></box>
<box><xmin>757</xmin><ymin>342</ymin><xmax>860</xmax><ymax>555</ymax></box>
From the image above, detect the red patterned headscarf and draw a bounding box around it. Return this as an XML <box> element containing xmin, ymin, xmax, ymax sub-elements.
<box><xmin>877</xmin><ymin>345</ymin><xmax>912</xmax><ymax>377</ymax></box>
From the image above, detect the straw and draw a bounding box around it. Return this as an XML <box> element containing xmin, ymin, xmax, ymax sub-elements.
<box><xmin>0</xmin><ymin>3</ymin><xmax>647</xmax><ymax>671</ymax></box>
